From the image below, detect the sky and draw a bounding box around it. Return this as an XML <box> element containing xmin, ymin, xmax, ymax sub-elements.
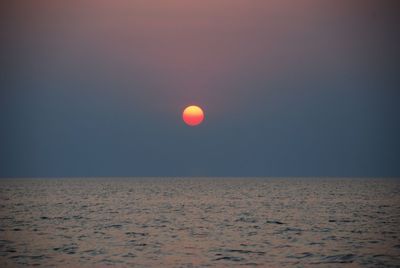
<box><xmin>1</xmin><ymin>1</ymin><xmax>399</xmax><ymax>177</ymax></box>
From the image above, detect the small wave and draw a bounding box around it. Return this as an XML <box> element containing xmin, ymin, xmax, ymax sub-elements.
<box><xmin>226</xmin><ymin>249</ymin><xmax>265</xmax><ymax>256</ymax></box>
<box><xmin>266</xmin><ymin>220</ymin><xmax>285</xmax><ymax>225</ymax></box>
<box><xmin>316</xmin><ymin>254</ymin><xmax>356</xmax><ymax>264</ymax></box>
<box><xmin>214</xmin><ymin>256</ymin><xmax>245</xmax><ymax>262</ymax></box>
<box><xmin>287</xmin><ymin>252</ymin><xmax>314</xmax><ymax>259</ymax></box>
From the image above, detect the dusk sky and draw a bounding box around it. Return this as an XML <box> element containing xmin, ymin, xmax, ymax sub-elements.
<box><xmin>1</xmin><ymin>1</ymin><xmax>399</xmax><ymax>177</ymax></box>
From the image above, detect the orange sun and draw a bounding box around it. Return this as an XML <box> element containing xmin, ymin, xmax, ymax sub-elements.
<box><xmin>183</xmin><ymin>105</ymin><xmax>204</xmax><ymax>126</ymax></box>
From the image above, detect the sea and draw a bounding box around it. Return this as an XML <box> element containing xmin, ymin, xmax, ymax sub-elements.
<box><xmin>0</xmin><ymin>178</ymin><xmax>399</xmax><ymax>267</ymax></box>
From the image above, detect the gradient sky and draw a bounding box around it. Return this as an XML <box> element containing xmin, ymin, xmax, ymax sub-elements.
<box><xmin>1</xmin><ymin>1</ymin><xmax>399</xmax><ymax>177</ymax></box>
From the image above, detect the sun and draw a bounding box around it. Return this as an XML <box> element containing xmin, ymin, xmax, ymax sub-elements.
<box><xmin>183</xmin><ymin>105</ymin><xmax>204</xmax><ymax>126</ymax></box>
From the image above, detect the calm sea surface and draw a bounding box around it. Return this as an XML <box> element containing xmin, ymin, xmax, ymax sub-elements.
<box><xmin>0</xmin><ymin>178</ymin><xmax>399</xmax><ymax>267</ymax></box>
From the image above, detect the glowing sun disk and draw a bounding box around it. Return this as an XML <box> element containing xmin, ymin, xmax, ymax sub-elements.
<box><xmin>183</xmin><ymin>105</ymin><xmax>204</xmax><ymax>126</ymax></box>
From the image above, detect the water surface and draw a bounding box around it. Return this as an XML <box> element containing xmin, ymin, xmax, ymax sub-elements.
<box><xmin>0</xmin><ymin>178</ymin><xmax>399</xmax><ymax>267</ymax></box>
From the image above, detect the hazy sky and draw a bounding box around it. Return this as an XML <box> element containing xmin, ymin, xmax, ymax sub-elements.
<box><xmin>1</xmin><ymin>1</ymin><xmax>399</xmax><ymax>177</ymax></box>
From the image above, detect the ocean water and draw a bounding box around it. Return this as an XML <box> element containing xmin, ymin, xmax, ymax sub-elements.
<box><xmin>0</xmin><ymin>178</ymin><xmax>399</xmax><ymax>267</ymax></box>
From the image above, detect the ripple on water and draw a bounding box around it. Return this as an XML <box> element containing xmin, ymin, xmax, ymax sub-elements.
<box><xmin>53</xmin><ymin>244</ymin><xmax>78</xmax><ymax>255</ymax></box>
<box><xmin>214</xmin><ymin>256</ymin><xmax>246</xmax><ymax>262</ymax></box>
<box><xmin>0</xmin><ymin>178</ymin><xmax>399</xmax><ymax>267</ymax></box>
<box><xmin>316</xmin><ymin>254</ymin><xmax>356</xmax><ymax>264</ymax></box>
